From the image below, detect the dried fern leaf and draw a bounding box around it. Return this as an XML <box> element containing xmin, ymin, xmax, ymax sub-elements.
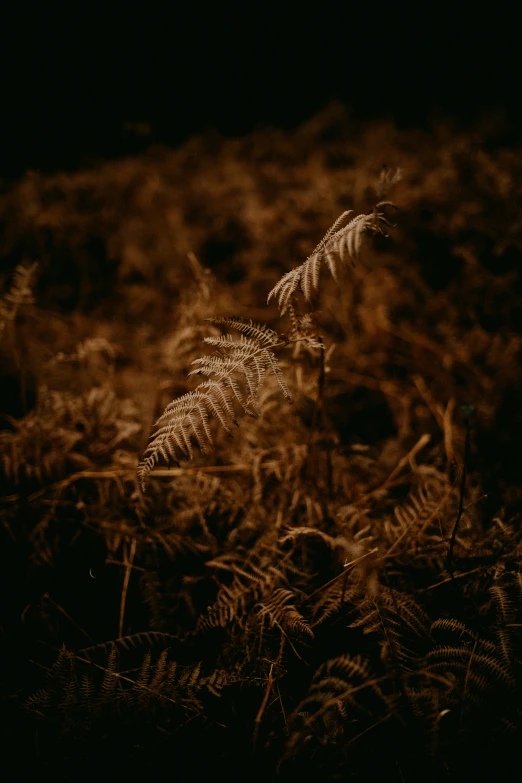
<box><xmin>267</xmin><ymin>204</ymin><xmax>397</xmax><ymax>314</ymax></box>
<box><xmin>138</xmin><ymin>317</ymin><xmax>291</xmax><ymax>488</ymax></box>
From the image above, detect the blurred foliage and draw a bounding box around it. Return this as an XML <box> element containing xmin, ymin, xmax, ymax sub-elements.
<box><xmin>1</xmin><ymin>104</ymin><xmax>522</xmax><ymax>781</ymax></box>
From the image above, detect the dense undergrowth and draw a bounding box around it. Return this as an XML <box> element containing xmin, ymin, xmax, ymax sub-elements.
<box><xmin>1</xmin><ymin>104</ymin><xmax>522</xmax><ymax>781</ymax></box>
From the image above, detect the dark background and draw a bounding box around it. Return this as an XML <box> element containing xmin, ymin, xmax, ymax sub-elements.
<box><xmin>1</xmin><ymin>2</ymin><xmax>520</xmax><ymax>178</ymax></box>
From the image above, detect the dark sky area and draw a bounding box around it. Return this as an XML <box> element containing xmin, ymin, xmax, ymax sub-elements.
<box><xmin>1</xmin><ymin>2</ymin><xmax>520</xmax><ymax>177</ymax></box>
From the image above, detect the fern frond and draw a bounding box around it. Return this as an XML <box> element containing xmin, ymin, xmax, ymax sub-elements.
<box><xmin>207</xmin><ymin>316</ymin><xmax>282</xmax><ymax>346</ymax></box>
<box><xmin>267</xmin><ymin>205</ymin><xmax>396</xmax><ymax>314</ymax></box>
<box><xmin>349</xmin><ymin>591</ymin><xmax>431</xmax><ymax>672</ymax></box>
<box><xmin>496</xmin><ymin>628</ymin><xmax>513</xmax><ymax>669</ymax></box>
<box><xmin>78</xmin><ymin>631</ymin><xmax>180</xmax><ymax>659</ymax></box>
<box><xmin>197</xmin><ymin>562</ymin><xmax>286</xmax><ymax>631</ymax></box>
<box><xmin>256</xmin><ymin>587</ymin><xmax>314</xmax><ymax>638</ymax></box>
<box><xmin>138</xmin><ymin>318</ymin><xmax>291</xmax><ymax>488</ymax></box>
<box><xmin>425</xmin><ymin>646</ymin><xmax>513</xmax><ymax>686</ymax></box>
<box><xmin>267</xmin><ymin>267</ymin><xmax>303</xmax><ymax>317</ymax></box>
<box><xmin>25</xmin><ymin>643</ymin><xmax>235</xmax><ymax>737</ymax></box>
<box><xmin>100</xmin><ymin>645</ymin><xmax>119</xmax><ymax>699</ymax></box>
<box><xmin>490</xmin><ymin>585</ymin><xmax>516</xmax><ymax>623</ymax></box>
<box><xmin>430</xmin><ymin>618</ymin><xmax>477</xmax><ymax>641</ymax></box>
<box><xmin>312</xmin><ymin>573</ymin><xmax>362</xmax><ymax>627</ymax></box>
<box><xmin>426</xmin><ymin>618</ymin><xmax>516</xmax><ymax>707</ymax></box>
<box><xmin>351</xmin><ymin>592</ymin><xmax>431</xmax><ymax>641</ymax></box>
<box><xmin>285</xmin><ymin>653</ymin><xmax>393</xmax><ymax>760</ymax></box>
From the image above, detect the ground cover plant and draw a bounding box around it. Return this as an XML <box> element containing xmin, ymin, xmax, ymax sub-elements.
<box><xmin>2</xmin><ymin>104</ymin><xmax>522</xmax><ymax>781</ymax></box>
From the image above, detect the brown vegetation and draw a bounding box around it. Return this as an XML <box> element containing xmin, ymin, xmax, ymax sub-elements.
<box><xmin>2</xmin><ymin>104</ymin><xmax>522</xmax><ymax>781</ymax></box>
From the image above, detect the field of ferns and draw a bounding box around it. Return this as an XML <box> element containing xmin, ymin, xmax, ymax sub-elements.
<box><xmin>1</xmin><ymin>104</ymin><xmax>522</xmax><ymax>781</ymax></box>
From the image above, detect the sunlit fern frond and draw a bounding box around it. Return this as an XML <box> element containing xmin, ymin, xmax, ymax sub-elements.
<box><xmin>138</xmin><ymin>317</ymin><xmax>292</xmax><ymax>488</ymax></box>
<box><xmin>267</xmin><ymin>203</ymin><xmax>396</xmax><ymax>314</ymax></box>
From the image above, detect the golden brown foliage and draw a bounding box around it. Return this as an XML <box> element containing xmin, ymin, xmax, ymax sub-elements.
<box><xmin>2</xmin><ymin>106</ymin><xmax>522</xmax><ymax>780</ymax></box>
